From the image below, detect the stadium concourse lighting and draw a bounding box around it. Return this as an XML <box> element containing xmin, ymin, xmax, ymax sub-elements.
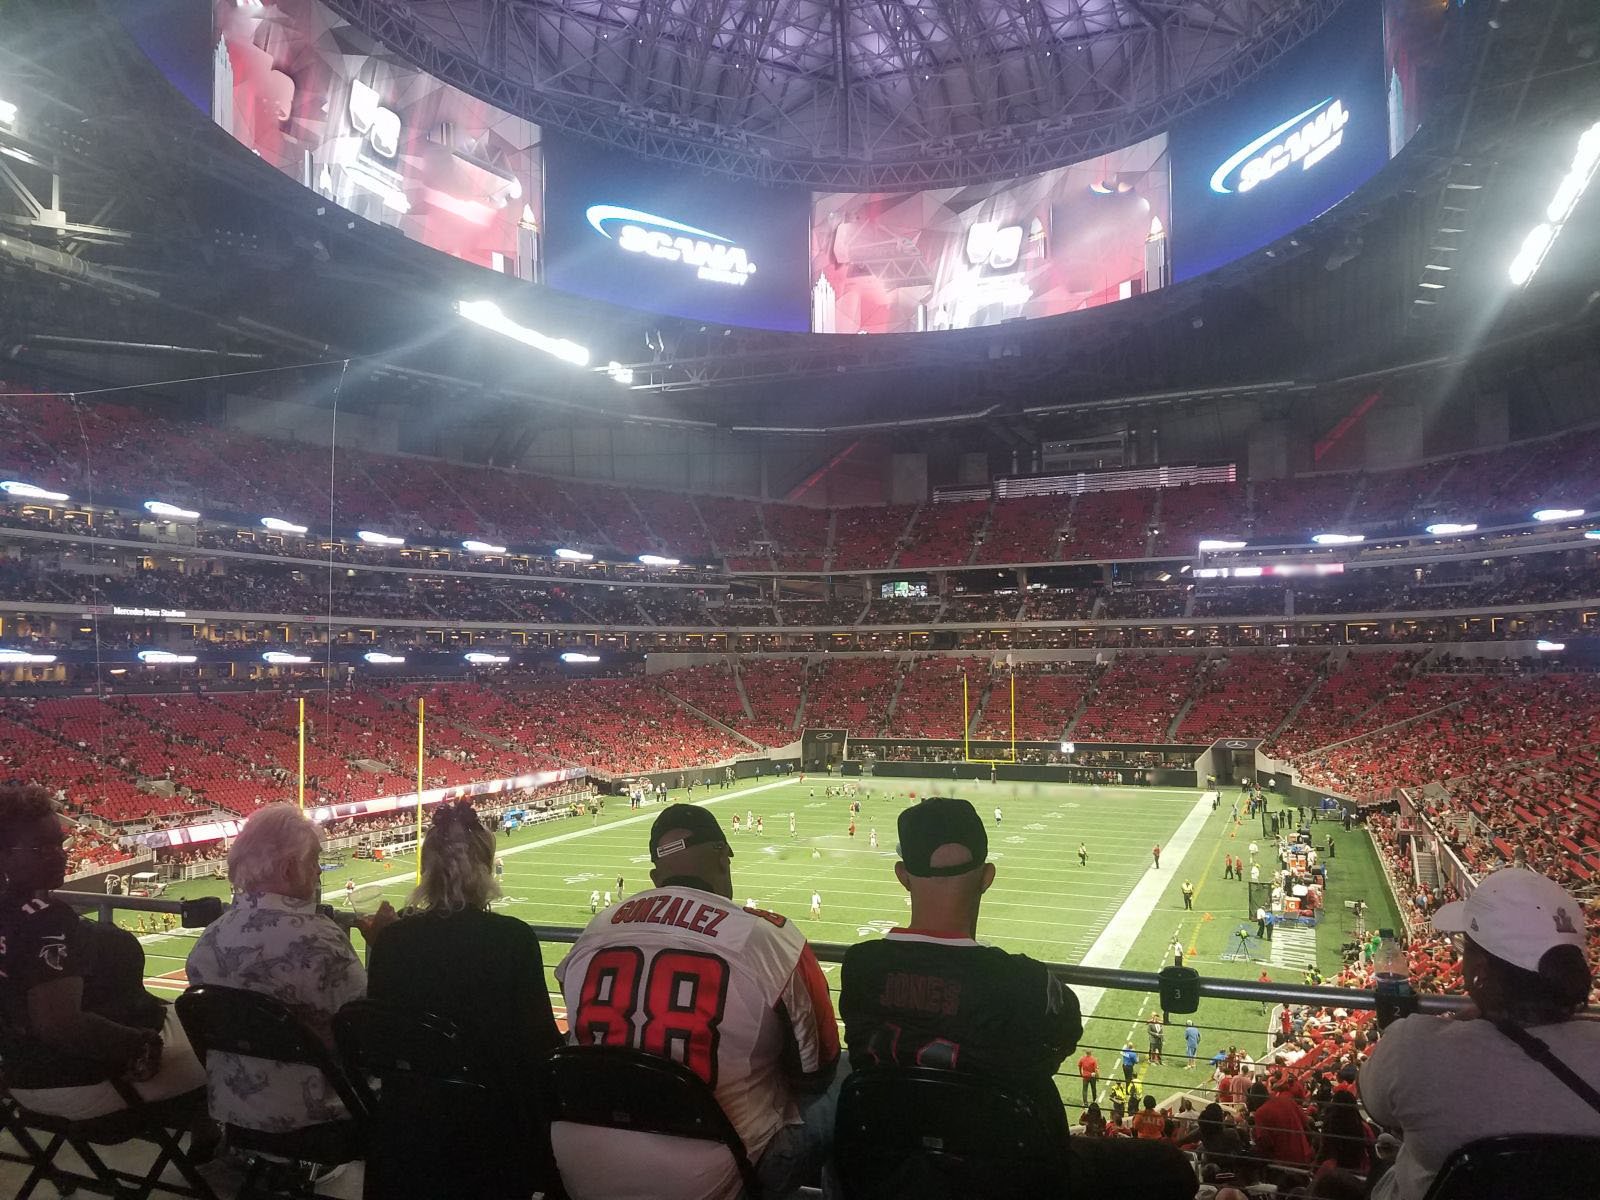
<box><xmin>1425</xmin><ymin>522</ymin><xmax>1478</xmax><ymax>536</ymax></box>
<box><xmin>358</xmin><ymin>530</ymin><xmax>405</xmax><ymax>546</ymax></box>
<box><xmin>363</xmin><ymin>651</ymin><xmax>406</xmax><ymax>665</ymax></box>
<box><xmin>462</xmin><ymin>539</ymin><xmax>507</xmax><ymax>555</ymax></box>
<box><xmin>1509</xmin><ymin>120</ymin><xmax>1600</xmax><ymax>287</ymax></box>
<box><xmin>1311</xmin><ymin>532</ymin><xmax>1364</xmax><ymax>545</ymax></box>
<box><xmin>638</xmin><ymin>554</ymin><xmax>680</xmax><ymax>567</ymax></box>
<box><xmin>1586</xmin><ymin>530</ymin><xmax>1600</xmax><ymax>541</ymax></box>
<box><xmin>555</xmin><ymin>548</ymin><xmax>594</xmax><ymax>562</ymax></box>
<box><xmin>560</xmin><ymin>651</ymin><xmax>601</xmax><ymax>664</ymax></box>
<box><xmin>0</xmin><ymin>648</ymin><xmax>56</xmax><ymax>664</ymax></box>
<box><xmin>455</xmin><ymin>300</ymin><xmax>590</xmax><ymax>367</ymax></box>
<box><xmin>138</xmin><ymin>650</ymin><xmax>197</xmax><ymax>664</ymax></box>
<box><xmin>262</xmin><ymin>651</ymin><xmax>312</xmax><ymax>665</ymax></box>
<box><xmin>464</xmin><ymin>652</ymin><xmax>511</xmax><ymax>665</ymax></box>
<box><xmin>144</xmin><ymin>501</ymin><xmax>200</xmax><ymax>520</ymax></box>
<box><xmin>1533</xmin><ymin>508</ymin><xmax>1585</xmax><ymax>522</ymax></box>
<box><xmin>0</xmin><ymin>100</ymin><xmax>16</xmax><ymax>128</ymax></box>
<box><xmin>1</xmin><ymin>480</ymin><xmax>69</xmax><ymax>502</ymax></box>
<box><xmin>260</xmin><ymin>517</ymin><xmax>308</xmax><ymax>535</ymax></box>
<box><xmin>1197</xmin><ymin>539</ymin><xmax>1247</xmax><ymax>551</ymax></box>
<box><xmin>1537</xmin><ymin>640</ymin><xmax>1567</xmax><ymax>652</ymax></box>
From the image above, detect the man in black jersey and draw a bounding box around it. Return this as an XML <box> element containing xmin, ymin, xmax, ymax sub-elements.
<box><xmin>840</xmin><ymin>797</ymin><xmax>1196</xmax><ymax>1199</ymax></box>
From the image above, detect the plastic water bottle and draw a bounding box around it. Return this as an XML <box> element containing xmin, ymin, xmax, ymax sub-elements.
<box><xmin>1373</xmin><ymin>931</ymin><xmax>1406</xmax><ymax>984</ymax></box>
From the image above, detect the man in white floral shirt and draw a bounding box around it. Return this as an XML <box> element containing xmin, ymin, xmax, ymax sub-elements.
<box><xmin>186</xmin><ymin>804</ymin><xmax>392</xmax><ymax>1132</ymax></box>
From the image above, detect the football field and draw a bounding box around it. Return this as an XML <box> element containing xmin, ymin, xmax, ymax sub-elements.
<box><xmin>132</xmin><ymin>777</ymin><xmax>1401</xmax><ymax>1111</ymax></box>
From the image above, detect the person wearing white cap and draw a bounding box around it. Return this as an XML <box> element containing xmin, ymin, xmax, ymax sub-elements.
<box><xmin>1360</xmin><ymin>868</ymin><xmax>1600</xmax><ymax>1200</ymax></box>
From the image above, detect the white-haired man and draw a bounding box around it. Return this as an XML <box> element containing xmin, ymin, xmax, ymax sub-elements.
<box><xmin>186</xmin><ymin>803</ymin><xmax>394</xmax><ymax>1132</ymax></box>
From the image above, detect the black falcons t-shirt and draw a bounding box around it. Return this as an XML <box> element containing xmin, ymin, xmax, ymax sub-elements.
<box><xmin>839</xmin><ymin>932</ymin><xmax>1082</xmax><ymax>1114</ymax></box>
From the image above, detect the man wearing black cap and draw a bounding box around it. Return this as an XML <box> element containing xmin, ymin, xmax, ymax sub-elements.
<box><xmin>553</xmin><ymin>804</ymin><xmax>841</xmax><ymax>1200</ymax></box>
<box><xmin>840</xmin><ymin>796</ymin><xmax>1197</xmax><ymax>1199</ymax></box>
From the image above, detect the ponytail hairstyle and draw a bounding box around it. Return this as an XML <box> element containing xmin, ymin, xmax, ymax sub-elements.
<box><xmin>407</xmin><ymin>800</ymin><xmax>498</xmax><ymax>914</ymax></box>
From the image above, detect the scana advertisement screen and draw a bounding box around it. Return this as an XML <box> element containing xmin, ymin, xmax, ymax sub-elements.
<box><xmin>810</xmin><ymin>133</ymin><xmax>1170</xmax><ymax>334</ymax></box>
<box><xmin>541</xmin><ymin>135</ymin><xmax>812</xmax><ymax>332</ymax></box>
<box><xmin>211</xmin><ymin>0</ymin><xmax>543</xmax><ymax>281</ymax></box>
<box><xmin>1169</xmin><ymin>0</ymin><xmax>1390</xmax><ymax>282</ymax></box>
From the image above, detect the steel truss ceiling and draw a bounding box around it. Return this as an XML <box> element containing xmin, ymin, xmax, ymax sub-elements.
<box><xmin>325</xmin><ymin>0</ymin><xmax>1335</xmax><ymax>188</ymax></box>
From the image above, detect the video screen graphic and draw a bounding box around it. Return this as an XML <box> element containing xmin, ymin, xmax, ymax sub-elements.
<box><xmin>542</xmin><ymin>135</ymin><xmax>812</xmax><ymax>332</ymax></box>
<box><xmin>1170</xmin><ymin>0</ymin><xmax>1390</xmax><ymax>282</ymax></box>
<box><xmin>211</xmin><ymin>0</ymin><xmax>543</xmax><ymax>280</ymax></box>
<box><xmin>810</xmin><ymin>135</ymin><xmax>1170</xmax><ymax>334</ymax></box>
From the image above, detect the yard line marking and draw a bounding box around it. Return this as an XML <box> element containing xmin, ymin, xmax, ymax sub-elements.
<box><xmin>1070</xmin><ymin>791</ymin><xmax>1217</xmax><ymax>1022</ymax></box>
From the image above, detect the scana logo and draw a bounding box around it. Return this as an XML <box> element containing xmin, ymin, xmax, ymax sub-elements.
<box><xmin>1209</xmin><ymin>98</ymin><xmax>1350</xmax><ymax>195</ymax></box>
<box><xmin>585</xmin><ymin>205</ymin><xmax>757</xmax><ymax>286</ymax></box>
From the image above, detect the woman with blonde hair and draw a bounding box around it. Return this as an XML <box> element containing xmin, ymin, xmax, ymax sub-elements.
<box><xmin>366</xmin><ymin>799</ymin><xmax>561</xmax><ymax>1196</ymax></box>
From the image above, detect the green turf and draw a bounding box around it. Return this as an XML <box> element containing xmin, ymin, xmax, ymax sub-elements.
<box><xmin>128</xmin><ymin>779</ymin><xmax>1399</xmax><ymax>1112</ymax></box>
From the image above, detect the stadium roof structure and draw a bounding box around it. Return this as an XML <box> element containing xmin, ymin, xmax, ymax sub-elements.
<box><xmin>330</xmin><ymin>0</ymin><xmax>1344</xmax><ymax>188</ymax></box>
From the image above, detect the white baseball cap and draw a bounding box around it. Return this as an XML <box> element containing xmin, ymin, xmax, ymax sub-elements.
<box><xmin>1431</xmin><ymin>868</ymin><xmax>1587</xmax><ymax>973</ymax></box>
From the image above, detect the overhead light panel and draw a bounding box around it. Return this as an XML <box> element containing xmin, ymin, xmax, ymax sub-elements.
<box><xmin>138</xmin><ymin>650</ymin><xmax>197</xmax><ymax>664</ymax></box>
<box><xmin>1425</xmin><ymin>522</ymin><xmax>1478</xmax><ymax>536</ymax></box>
<box><xmin>555</xmin><ymin>548</ymin><xmax>595</xmax><ymax>562</ymax></box>
<box><xmin>1533</xmin><ymin>508</ymin><xmax>1585</xmax><ymax>522</ymax></box>
<box><xmin>358</xmin><ymin>530</ymin><xmax>405</xmax><ymax>546</ymax></box>
<box><xmin>1</xmin><ymin>480</ymin><xmax>68</xmax><ymax>502</ymax></box>
<box><xmin>1311</xmin><ymin>533</ymin><xmax>1365</xmax><ymax>545</ymax></box>
<box><xmin>456</xmin><ymin>299</ymin><xmax>590</xmax><ymax>367</ymax></box>
<box><xmin>261</xmin><ymin>517</ymin><xmax>308</xmax><ymax>535</ymax></box>
<box><xmin>363</xmin><ymin>651</ymin><xmax>406</xmax><ymax>664</ymax></box>
<box><xmin>1536</xmin><ymin>640</ymin><xmax>1566</xmax><ymax>652</ymax></box>
<box><xmin>464</xmin><ymin>652</ymin><xmax>511</xmax><ymax>665</ymax></box>
<box><xmin>638</xmin><ymin>554</ymin><xmax>680</xmax><ymax>567</ymax></box>
<box><xmin>262</xmin><ymin>651</ymin><xmax>312</xmax><ymax>664</ymax></box>
<box><xmin>1197</xmin><ymin>539</ymin><xmax>1247</xmax><ymax>551</ymax></box>
<box><xmin>0</xmin><ymin>100</ymin><xmax>16</xmax><ymax>127</ymax></box>
<box><xmin>0</xmin><ymin>648</ymin><xmax>56</xmax><ymax>664</ymax></box>
<box><xmin>1510</xmin><ymin>120</ymin><xmax>1600</xmax><ymax>287</ymax></box>
<box><xmin>462</xmin><ymin>539</ymin><xmax>507</xmax><ymax>555</ymax></box>
<box><xmin>144</xmin><ymin>501</ymin><xmax>201</xmax><ymax>520</ymax></box>
<box><xmin>560</xmin><ymin>651</ymin><xmax>600</xmax><ymax>664</ymax></box>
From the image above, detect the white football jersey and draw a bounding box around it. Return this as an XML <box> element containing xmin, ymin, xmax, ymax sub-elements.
<box><xmin>554</xmin><ymin>885</ymin><xmax>839</xmax><ymax>1200</ymax></box>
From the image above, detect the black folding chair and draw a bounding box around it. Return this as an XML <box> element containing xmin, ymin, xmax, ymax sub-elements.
<box><xmin>1422</xmin><ymin>1133</ymin><xmax>1600</xmax><ymax>1200</ymax></box>
<box><xmin>176</xmin><ymin>985</ymin><xmax>367</xmax><ymax>1199</ymax></box>
<box><xmin>2</xmin><ymin>1076</ymin><xmax>217</xmax><ymax>1200</ymax></box>
<box><xmin>832</xmin><ymin>1066</ymin><xmax>1068</xmax><ymax>1200</ymax></box>
<box><xmin>334</xmin><ymin>998</ymin><xmax>558</xmax><ymax>1199</ymax></box>
<box><xmin>544</xmin><ymin>1044</ymin><xmax>761</xmax><ymax>1199</ymax></box>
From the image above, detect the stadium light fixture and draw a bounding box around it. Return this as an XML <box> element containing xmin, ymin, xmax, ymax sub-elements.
<box><xmin>138</xmin><ymin>650</ymin><xmax>197</xmax><ymax>664</ymax></box>
<box><xmin>560</xmin><ymin>651</ymin><xmax>600</xmax><ymax>664</ymax></box>
<box><xmin>1311</xmin><ymin>533</ymin><xmax>1365</xmax><ymax>545</ymax></box>
<box><xmin>1509</xmin><ymin>120</ymin><xmax>1600</xmax><ymax>288</ymax></box>
<box><xmin>260</xmin><ymin>517</ymin><xmax>308</xmax><ymax>535</ymax></box>
<box><xmin>555</xmin><ymin>548</ymin><xmax>595</xmax><ymax>562</ymax></box>
<box><xmin>262</xmin><ymin>651</ymin><xmax>312</xmax><ymax>665</ymax></box>
<box><xmin>638</xmin><ymin>554</ymin><xmax>680</xmax><ymax>567</ymax></box>
<box><xmin>455</xmin><ymin>299</ymin><xmax>590</xmax><ymax>367</ymax></box>
<box><xmin>1059</xmin><ymin>741</ymin><xmax>1075</xmax><ymax>754</ymax></box>
<box><xmin>1425</xmin><ymin>522</ymin><xmax>1478</xmax><ymax>536</ymax></box>
<box><xmin>605</xmin><ymin>361</ymin><xmax>635</xmax><ymax>385</ymax></box>
<box><xmin>144</xmin><ymin>501</ymin><xmax>201</xmax><ymax>520</ymax></box>
<box><xmin>1197</xmin><ymin>539</ymin><xmax>1247</xmax><ymax>551</ymax></box>
<box><xmin>1532</xmin><ymin>508</ymin><xmax>1585</xmax><ymax>523</ymax></box>
<box><xmin>464</xmin><ymin>652</ymin><xmax>511</xmax><ymax>665</ymax></box>
<box><xmin>363</xmin><ymin>651</ymin><xmax>406</xmax><ymax>665</ymax></box>
<box><xmin>1585</xmin><ymin>530</ymin><xmax>1600</xmax><ymax>541</ymax></box>
<box><xmin>1</xmin><ymin>480</ymin><xmax>69</xmax><ymax>502</ymax></box>
<box><xmin>0</xmin><ymin>648</ymin><xmax>56</xmax><ymax>664</ymax></box>
<box><xmin>0</xmin><ymin>100</ymin><xmax>16</xmax><ymax>128</ymax></box>
<box><xmin>462</xmin><ymin>539</ymin><xmax>507</xmax><ymax>555</ymax></box>
<box><xmin>1536</xmin><ymin>640</ymin><xmax>1566</xmax><ymax>652</ymax></box>
<box><xmin>357</xmin><ymin>530</ymin><xmax>405</xmax><ymax>546</ymax></box>
<box><xmin>1233</xmin><ymin>566</ymin><xmax>1264</xmax><ymax>577</ymax></box>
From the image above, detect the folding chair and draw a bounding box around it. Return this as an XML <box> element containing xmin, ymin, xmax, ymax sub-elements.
<box><xmin>334</xmin><ymin>998</ymin><xmax>558</xmax><ymax>1199</ymax></box>
<box><xmin>1422</xmin><ymin>1133</ymin><xmax>1600</xmax><ymax>1200</ymax></box>
<box><xmin>176</xmin><ymin>986</ymin><xmax>367</xmax><ymax>1199</ymax></box>
<box><xmin>832</xmin><ymin>1066</ymin><xmax>1068</xmax><ymax>1200</ymax></box>
<box><xmin>544</xmin><ymin>1044</ymin><xmax>761</xmax><ymax>1199</ymax></box>
<box><xmin>3</xmin><ymin>1076</ymin><xmax>217</xmax><ymax>1200</ymax></box>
